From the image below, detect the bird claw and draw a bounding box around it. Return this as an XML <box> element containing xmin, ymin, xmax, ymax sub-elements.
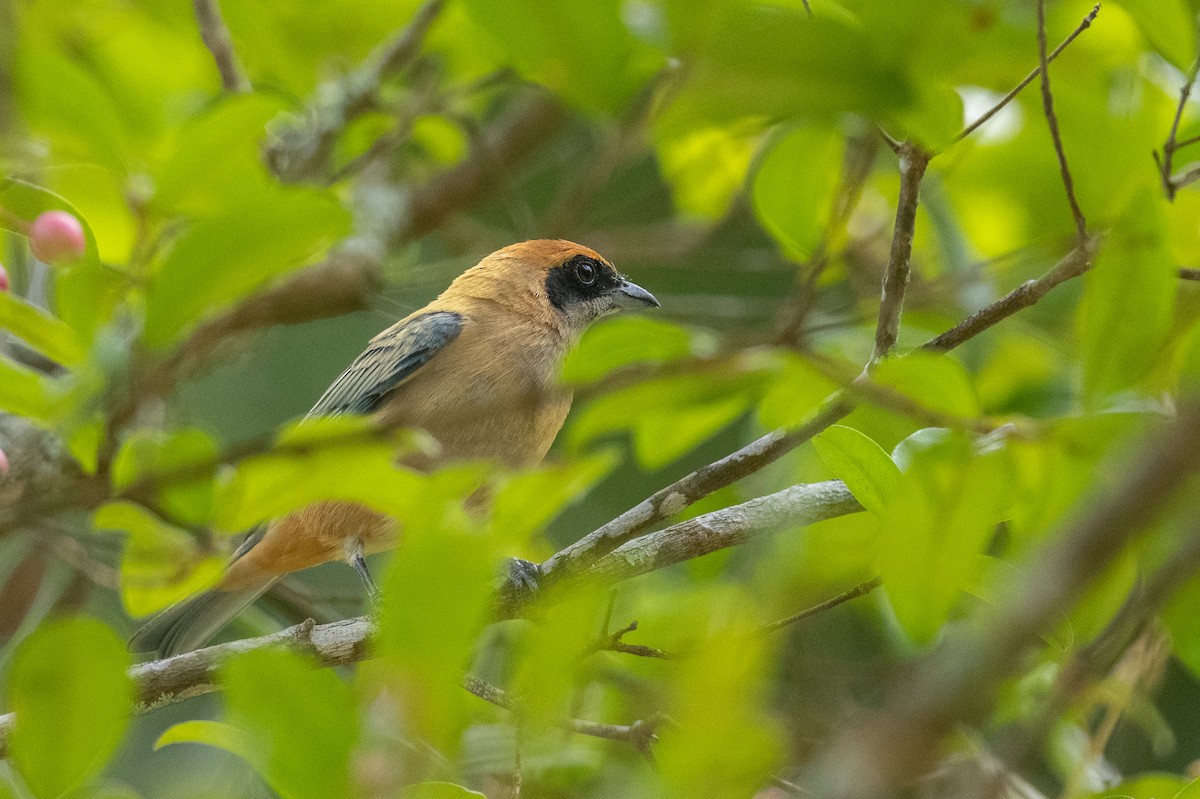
<box><xmin>506</xmin><ymin>557</ymin><xmax>541</xmax><ymax>596</ymax></box>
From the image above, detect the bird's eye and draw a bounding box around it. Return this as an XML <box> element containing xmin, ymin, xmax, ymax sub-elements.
<box><xmin>575</xmin><ymin>260</ymin><xmax>597</xmax><ymax>285</ymax></box>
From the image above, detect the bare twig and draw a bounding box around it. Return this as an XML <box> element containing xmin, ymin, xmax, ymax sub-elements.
<box><xmin>1037</xmin><ymin>0</ymin><xmax>1087</xmax><ymax>242</ymax></box>
<box><xmin>461</xmin><ymin>675</ymin><xmax>667</xmax><ymax>749</ymax></box>
<box><xmin>955</xmin><ymin>5</ymin><xmax>1100</xmax><ymax>143</ymax></box>
<box><xmin>1180</xmin><ymin>267</ymin><xmax>1200</xmax><ymax>281</ymax></box>
<box><xmin>192</xmin><ymin>0</ymin><xmax>250</xmax><ymax>93</ymax></box>
<box><xmin>588</xmin><ymin>620</ymin><xmax>672</xmax><ymax>660</ymax></box>
<box><xmin>756</xmin><ymin>577</ymin><xmax>882</xmax><ymax>636</ymax></box>
<box><xmin>922</xmin><ymin>243</ymin><xmax>1093</xmax><ymax>353</ymax></box>
<box><xmin>1156</xmin><ymin>54</ymin><xmax>1200</xmax><ymax>200</ymax></box>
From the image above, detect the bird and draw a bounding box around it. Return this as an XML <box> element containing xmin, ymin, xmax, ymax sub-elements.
<box><xmin>129</xmin><ymin>240</ymin><xmax>659</xmax><ymax>658</ymax></box>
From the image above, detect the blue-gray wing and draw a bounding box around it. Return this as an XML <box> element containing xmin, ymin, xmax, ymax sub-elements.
<box><xmin>307</xmin><ymin>311</ymin><xmax>463</xmax><ymax>418</ymax></box>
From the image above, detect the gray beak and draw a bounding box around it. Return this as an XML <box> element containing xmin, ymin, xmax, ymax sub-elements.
<box><xmin>613</xmin><ymin>278</ymin><xmax>660</xmax><ymax>309</ymax></box>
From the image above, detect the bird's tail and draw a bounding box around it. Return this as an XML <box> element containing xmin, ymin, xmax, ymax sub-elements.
<box><xmin>128</xmin><ymin>579</ymin><xmax>276</xmax><ymax>659</ymax></box>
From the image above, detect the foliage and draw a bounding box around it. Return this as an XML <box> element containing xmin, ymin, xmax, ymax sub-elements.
<box><xmin>3</xmin><ymin>0</ymin><xmax>1200</xmax><ymax>797</ymax></box>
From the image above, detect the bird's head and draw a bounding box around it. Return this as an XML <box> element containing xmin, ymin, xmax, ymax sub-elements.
<box><xmin>450</xmin><ymin>240</ymin><xmax>659</xmax><ymax>334</ymax></box>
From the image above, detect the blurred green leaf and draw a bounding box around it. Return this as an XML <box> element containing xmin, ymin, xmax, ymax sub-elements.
<box><xmin>489</xmin><ymin>453</ymin><xmax>617</xmax><ymax>546</ymax></box>
<box><xmin>142</xmin><ymin>190</ymin><xmax>350</xmax><ymax>347</ymax></box>
<box><xmin>656</xmin><ymin>121</ymin><xmax>760</xmax><ymax>219</ymax></box>
<box><xmin>93</xmin><ymin>501</ymin><xmax>222</xmax><ymax>617</ymax></box>
<box><xmin>877</xmin><ymin>431</ymin><xmax>1009</xmax><ymax>645</ymax></box>
<box><xmin>155</xmin><ymin>720</ymin><xmax>255</xmax><ymax>758</ymax></box>
<box><xmin>0</xmin><ymin>357</ymin><xmax>55</xmax><ymax>422</ymax></box>
<box><xmin>871</xmin><ymin>351</ymin><xmax>981</xmax><ymax>419</ymax></box>
<box><xmin>1080</xmin><ymin>187</ymin><xmax>1176</xmax><ymax>404</ymax></box>
<box><xmin>8</xmin><ymin>617</ymin><xmax>132</xmax><ymax>799</ymax></box>
<box><xmin>0</xmin><ymin>291</ymin><xmax>87</xmax><ymax>368</ymax></box>
<box><xmin>560</xmin><ymin>316</ymin><xmax>700</xmax><ymax>385</ymax></box>
<box><xmin>400</xmin><ymin>784</ymin><xmax>486</xmax><ymax>799</ymax></box>
<box><xmin>459</xmin><ymin>0</ymin><xmax>662</xmax><ymax>113</ymax></box>
<box><xmin>814</xmin><ymin>425</ymin><xmax>900</xmax><ymax>516</ymax></box>
<box><xmin>670</xmin><ymin>6</ymin><xmax>912</xmax><ymax>124</ymax></box>
<box><xmin>376</xmin><ymin>512</ymin><xmax>497</xmax><ymax>750</ymax></box>
<box><xmin>112</xmin><ymin>427</ymin><xmax>220</xmax><ymax>526</ymax></box>
<box><xmin>222</xmin><ymin>649</ymin><xmax>358</xmax><ymax>799</ymax></box>
<box><xmin>1112</xmin><ymin>0</ymin><xmax>1197</xmax><ymax>70</ymax></box>
<box><xmin>1077</xmin><ymin>774</ymin><xmax>1189</xmax><ymax>799</ymax></box>
<box><xmin>752</xmin><ymin>124</ymin><xmax>844</xmax><ymax>260</ymax></box>
<box><xmin>216</xmin><ymin>418</ymin><xmax>477</xmax><ymax>531</ymax></box>
<box><xmin>0</xmin><ymin>179</ymin><xmax>102</xmax><ymax>270</ymax></box>
<box><xmin>756</xmin><ymin>352</ymin><xmax>841</xmax><ymax>430</ymax></box>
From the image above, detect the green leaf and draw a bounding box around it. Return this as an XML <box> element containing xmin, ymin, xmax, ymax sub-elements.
<box><xmin>1177</xmin><ymin>775</ymin><xmax>1200</xmax><ymax>799</ymax></box>
<box><xmin>112</xmin><ymin>427</ymin><xmax>220</xmax><ymax>526</ymax></box>
<box><xmin>1080</xmin><ymin>187</ymin><xmax>1176</xmax><ymax>404</ymax></box>
<box><xmin>215</xmin><ymin>418</ymin><xmax>475</xmax><ymax>531</ymax></box>
<box><xmin>0</xmin><ymin>357</ymin><xmax>56</xmax><ymax>422</ymax></box>
<box><xmin>377</xmin><ymin>513</ymin><xmax>497</xmax><ymax>750</ymax></box>
<box><xmin>142</xmin><ymin>190</ymin><xmax>350</xmax><ymax>347</ymax></box>
<box><xmin>877</xmin><ymin>432</ymin><xmax>1009</xmax><ymax>645</ymax></box>
<box><xmin>813</xmin><ymin>425</ymin><xmax>901</xmax><ymax>516</ymax></box>
<box><xmin>155</xmin><ymin>720</ymin><xmax>256</xmax><ymax>759</ymax></box>
<box><xmin>1077</xmin><ymin>774</ymin><xmax>1189</xmax><ymax>799</ymax></box>
<box><xmin>1112</xmin><ymin>0</ymin><xmax>1197</xmax><ymax>71</ymax></box>
<box><xmin>0</xmin><ymin>178</ymin><xmax>102</xmax><ymax>269</ymax></box>
<box><xmin>8</xmin><ymin>617</ymin><xmax>132</xmax><ymax>799</ymax></box>
<box><xmin>871</xmin><ymin>351</ymin><xmax>981</xmax><ymax>419</ymax></box>
<box><xmin>656</xmin><ymin>121</ymin><xmax>760</xmax><ymax>220</ymax></box>
<box><xmin>400</xmin><ymin>783</ymin><xmax>486</xmax><ymax>799</ymax></box>
<box><xmin>0</xmin><ymin>292</ymin><xmax>87</xmax><ymax>368</ymax></box>
<box><xmin>752</xmin><ymin>125</ymin><xmax>844</xmax><ymax>260</ymax></box>
<box><xmin>756</xmin><ymin>353</ymin><xmax>841</xmax><ymax>430</ymax></box>
<box><xmin>667</xmin><ymin>6</ymin><xmax>912</xmax><ymax>124</ymax></box>
<box><xmin>458</xmin><ymin>0</ymin><xmax>662</xmax><ymax>113</ymax></box>
<box><xmin>489</xmin><ymin>453</ymin><xmax>617</xmax><ymax>545</ymax></box>
<box><xmin>93</xmin><ymin>501</ymin><xmax>223</xmax><ymax>617</ymax></box>
<box><xmin>223</xmin><ymin>649</ymin><xmax>358</xmax><ymax>799</ymax></box>
<box><xmin>560</xmin><ymin>316</ymin><xmax>701</xmax><ymax>385</ymax></box>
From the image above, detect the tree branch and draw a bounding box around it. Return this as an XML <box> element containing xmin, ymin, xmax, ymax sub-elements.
<box><xmin>871</xmin><ymin>143</ymin><xmax>929</xmax><ymax>363</ymax></box>
<box><xmin>192</xmin><ymin>0</ymin><xmax>250</xmax><ymax>94</ymax></box>
<box><xmin>756</xmin><ymin>577</ymin><xmax>882</xmax><ymax>636</ymax></box>
<box><xmin>1156</xmin><ymin>53</ymin><xmax>1200</xmax><ymax>200</ymax></box>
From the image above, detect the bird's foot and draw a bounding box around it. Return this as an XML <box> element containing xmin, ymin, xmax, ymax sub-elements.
<box><xmin>506</xmin><ymin>557</ymin><xmax>541</xmax><ymax>596</ymax></box>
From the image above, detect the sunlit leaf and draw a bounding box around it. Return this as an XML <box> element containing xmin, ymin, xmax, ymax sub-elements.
<box><xmin>657</xmin><ymin>121</ymin><xmax>760</xmax><ymax>220</ymax></box>
<box><xmin>0</xmin><ymin>291</ymin><xmax>88</xmax><ymax>368</ymax></box>
<box><xmin>93</xmin><ymin>501</ymin><xmax>222</xmax><ymax>617</ymax></box>
<box><xmin>814</xmin><ymin>425</ymin><xmax>901</xmax><ymax>516</ymax></box>
<box><xmin>155</xmin><ymin>720</ymin><xmax>255</xmax><ymax>758</ymax></box>
<box><xmin>8</xmin><ymin>617</ymin><xmax>132</xmax><ymax>799</ymax></box>
<box><xmin>560</xmin><ymin>316</ymin><xmax>701</xmax><ymax>385</ymax></box>
<box><xmin>877</xmin><ymin>431</ymin><xmax>1009</xmax><ymax>644</ymax></box>
<box><xmin>1111</xmin><ymin>0</ymin><xmax>1197</xmax><ymax>70</ymax></box>
<box><xmin>143</xmin><ymin>191</ymin><xmax>350</xmax><ymax>347</ymax></box>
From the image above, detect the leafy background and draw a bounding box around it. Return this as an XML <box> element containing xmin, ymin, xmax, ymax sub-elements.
<box><xmin>3</xmin><ymin>0</ymin><xmax>1200</xmax><ymax>797</ymax></box>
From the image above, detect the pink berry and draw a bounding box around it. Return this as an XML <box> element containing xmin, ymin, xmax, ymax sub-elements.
<box><xmin>29</xmin><ymin>211</ymin><xmax>86</xmax><ymax>265</ymax></box>
<box><xmin>0</xmin><ymin>264</ymin><xmax>8</xmax><ymax>292</ymax></box>
<box><xmin>0</xmin><ymin>448</ymin><xmax>8</xmax><ymax>477</ymax></box>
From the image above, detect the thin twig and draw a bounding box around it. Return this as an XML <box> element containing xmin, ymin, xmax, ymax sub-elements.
<box><xmin>1157</xmin><ymin>53</ymin><xmax>1200</xmax><ymax>200</ymax></box>
<box><xmin>461</xmin><ymin>675</ymin><xmax>667</xmax><ymax>748</ymax></box>
<box><xmin>192</xmin><ymin>0</ymin><xmax>250</xmax><ymax>93</ymax></box>
<box><xmin>1180</xmin><ymin>267</ymin><xmax>1200</xmax><ymax>281</ymax></box>
<box><xmin>588</xmin><ymin>620</ymin><xmax>673</xmax><ymax>660</ymax></box>
<box><xmin>1037</xmin><ymin>0</ymin><xmax>1087</xmax><ymax>243</ymax></box>
<box><xmin>955</xmin><ymin>5</ymin><xmax>1099</xmax><ymax>143</ymax></box>
<box><xmin>757</xmin><ymin>577</ymin><xmax>882</xmax><ymax>636</ymax></box>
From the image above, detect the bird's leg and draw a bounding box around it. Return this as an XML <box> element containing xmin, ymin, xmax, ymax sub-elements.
<box><xmin>345</xmin><ymin>538</ymin><xmax>382</xmax><ymax>605</ymax></box>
